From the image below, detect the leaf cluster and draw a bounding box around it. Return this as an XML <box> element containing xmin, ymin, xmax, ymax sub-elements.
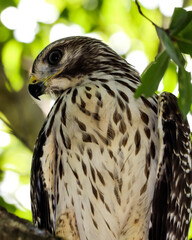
<box><xmin>135</xmin><ymin>7</ymin><xmax>192</xmax><ymax>116</ymax></box>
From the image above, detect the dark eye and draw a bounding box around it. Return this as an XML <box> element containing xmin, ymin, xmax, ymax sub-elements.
<box><xmin>48</xmin><ymin>50</ymin><xmax>62</xmax><ymax>65</ymax></box>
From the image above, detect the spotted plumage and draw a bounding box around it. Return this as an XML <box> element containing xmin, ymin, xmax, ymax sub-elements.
<box><xmin>29</xmin><ymin>36</ymin><xmax>192</xmax><ymax>240</ymax></box>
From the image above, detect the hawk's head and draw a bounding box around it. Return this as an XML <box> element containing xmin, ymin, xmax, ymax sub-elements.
<box><xmin>28</xmin><ymin>36</ymin><xmax>137</xmax><ymax>99</ymax></box>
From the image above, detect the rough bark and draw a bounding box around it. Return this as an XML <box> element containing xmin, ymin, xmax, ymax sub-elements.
<box><xmin>0</xmin><ymin>206</ymin><xmax>61</xmax><ymax>240</ymax></box>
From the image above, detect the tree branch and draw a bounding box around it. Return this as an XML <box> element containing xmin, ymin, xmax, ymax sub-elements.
<box><xmin>0</xmin><ymin>206</ymin><xmax>61</xmax><ymax>240</ymax></box>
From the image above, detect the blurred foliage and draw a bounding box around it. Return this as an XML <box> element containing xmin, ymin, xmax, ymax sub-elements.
<box><xmin>0</xmin><ymin>0</ymin><xmax>191</xmax><ymax>238</ymax></box>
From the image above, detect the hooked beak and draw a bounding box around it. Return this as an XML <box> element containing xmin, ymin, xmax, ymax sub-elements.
<box><xmin>28</xmin><ymin>82</ymin><xmax>46</xmax><ymax>100</ymax></box>
<box><xmin>28</xmin><ymin>68</ymin><xmax>63</xmax><ymax>99</ymax></box>
<box><xmin>28</xmin><ymin>75</ymin><xmax>46</xmax><ymax>100</ymax></box>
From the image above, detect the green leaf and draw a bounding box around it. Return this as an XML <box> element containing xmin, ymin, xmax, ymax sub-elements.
<box><xmin>163</xmin><ymin>61</ymin><xmax>177</xmax><ymax>92</ymax></box>
<box><xmin>135</xmin><ymin>50</ymin><xmax>170</xmax><ymax>98</ymax></box>
<box><xmin>176</xmin><ymin>21</ymin><xmax>192</xmax><ymax>57</ymax></box>
<box><xmin>179</xmin><ymin>20</ymin><xmax>192</xmax><ymax>39</ymax></box>
<box><xmin>169</xmin><ymin>8</ymin><xmax>190</xmax><ymax>35</ymax></box>
<box><xmin>178</xmin><ymin>67</ymin><xmax>192</xmax><ymax>116</ymax></box>
<box><xmin>156</xmin><ymin>26</ymin><xmax>185</xmax><ymax>67</ymax></box>
<box><xmin>178</xmin><ymin>39</ymin><xmax>192</xmax><ymax>57</ymax></box>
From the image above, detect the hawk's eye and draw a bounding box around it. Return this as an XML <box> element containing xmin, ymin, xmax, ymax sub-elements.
<box><xmin>48</xmin><ymin>50</ymin><xmax>62</xmax><ymax>65</ymax></box>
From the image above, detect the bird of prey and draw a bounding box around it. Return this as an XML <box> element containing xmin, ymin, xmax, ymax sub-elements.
<box><xmin>28</xmin><ymin>36</ymin><xmax>192</xmax><ymax>240</ymax></box>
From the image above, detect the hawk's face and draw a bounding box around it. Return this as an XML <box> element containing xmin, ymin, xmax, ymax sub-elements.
<box><xmin>28</xmin><ymin>36</ymin><xmax>128</xmax><ymax>99</ymax></box>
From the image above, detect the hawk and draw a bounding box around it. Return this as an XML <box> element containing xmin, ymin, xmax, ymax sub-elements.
<box><xmin>28</xmin><ymin>36</ymin><xmax>192</xmax><ymax>240</ymax></box>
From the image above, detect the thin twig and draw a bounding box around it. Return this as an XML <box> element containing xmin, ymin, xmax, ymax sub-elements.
<box><xmin>135</xmin><ymin>0</ymin><xmax>158</xmax><ymax>27</ymax></box>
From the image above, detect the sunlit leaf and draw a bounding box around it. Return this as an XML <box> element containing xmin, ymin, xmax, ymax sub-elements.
<box><xmin>0</xmin><ymin>194</ymin><xmax>32</xmax><ymax>221</ymax></box>
<box><xmin>178</xmin><ymin>67</ymin><xmax>192</xmax><ymax>116</ymax></box>
<box><xmin>135</xmin><ymin>50</ymin><xmax>170</xmax><ymax>98</ymax></box>
<box><xmin>15</xmin><ymin>208</ymin><xmax>32</xmax><ymax>222</ymax></box>
<box><xmin>0</xmin><ymin>196</ymin><xmax>17</xmax><ymax>213</ymax></box>
<box><xmin>156</xmin><ymin>26</ymin><xmax>185</xmax><ymax>67</ymax></box>
<box><xmin>163</xmin><ymin>61</ymin><xmax>177</xmax><ymax>93</ymax></box>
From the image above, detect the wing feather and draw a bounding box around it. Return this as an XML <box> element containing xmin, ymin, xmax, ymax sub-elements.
<box><xmin>30</xmin><ymin>122</ymin><xmax>55</xmax><ymax>234</ymax></box>
<box><xmin>149</xmin><ymin>92</ymin><xmax>192</xmax><ymax>240</ymax></box>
